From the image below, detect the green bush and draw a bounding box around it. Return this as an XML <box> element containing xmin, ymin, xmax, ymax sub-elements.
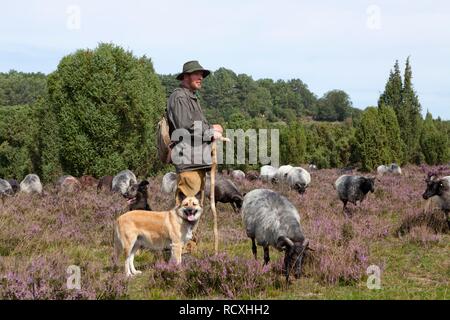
<box><xmin>40</xmin><ymin>43</ymin><xmax>166</xmax><ymax>180</ymax></box>
<box><xmin>420</xmin><ymin>112</ymin><xmax>449</xmax><ymax>165</ymax></box>
<box><xmin>0</xmin><ymin>104</ymin><xmax>40</xmax><ymax>179</ymax></box>
<box><xmin>0</xmin><ymin>71</ymin><xmax>46</xmax><ymax>106</ymax></box>
<box><xmin>354</xmin><ymin>107</ymin><xmax>389</xmax><ymax>171</ymax></box>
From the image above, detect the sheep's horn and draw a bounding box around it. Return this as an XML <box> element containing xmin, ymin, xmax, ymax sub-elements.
<box><xmin>303</xmin><ymin>238</ymin><xmax>315</xmax><ymax>251</ymax></box>
<box><xmin>302</xmin><ymin>238</ymin><xmax>309</xmax><ymax>247</ymax></box>
<box><xmin>282</xmin><ymin>236</ymin><xmax>294</xmax><ymax>248</ymax></box>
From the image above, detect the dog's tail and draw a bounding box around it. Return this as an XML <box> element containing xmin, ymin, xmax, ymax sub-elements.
<box><xmin>113</xmin><ymin>221</ymin><xmax>123</xmax><ymax>267</ymax></box>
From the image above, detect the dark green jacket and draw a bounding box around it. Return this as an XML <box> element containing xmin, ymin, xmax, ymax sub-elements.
<box><xmin>167</xmin><ymin>87</ymin><xmax>214</xmax><ymax>173</ymax></box>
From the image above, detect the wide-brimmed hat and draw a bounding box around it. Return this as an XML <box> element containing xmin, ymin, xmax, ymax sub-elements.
<box><xmin>176</xmin><ymin>60</ymin><xmax>211</xmax><ymax>80</ymax></box>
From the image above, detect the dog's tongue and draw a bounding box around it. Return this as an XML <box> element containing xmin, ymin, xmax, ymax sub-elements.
<box><xmin>127</xmin><ymin>198</ymin><xmax>136</xmax><ymax>205</ymax></box>
<box><xmin>187</xmin><ymin>214</ymin><xmax>196</xmax><ymax>222</ymax></box>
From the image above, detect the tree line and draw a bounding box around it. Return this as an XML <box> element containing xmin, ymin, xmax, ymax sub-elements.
<box><xmin>0</xmin><ymin>44</ymin><xmax>448</xmax><ymax>182</ymax></box>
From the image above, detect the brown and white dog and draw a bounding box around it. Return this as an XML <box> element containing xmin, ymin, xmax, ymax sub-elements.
<box><xmin>113</xmin><ymin>193</ymin><xmax>202</xmax><ymax>277</ymax></box>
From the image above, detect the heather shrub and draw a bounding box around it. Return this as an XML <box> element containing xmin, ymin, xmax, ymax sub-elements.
<box><xmin>149</xmin><ymin>253</ymin><xmax>277</xmax><ymax>299</ymax></box>
<box><xmin>397</xmin><ymin>209</ymin><xmax>449</xmax><ymax>236</ymax></box>
<box><xmin>0</xmin><ymin>165</ymin><xmax>448</xmax><ymax>299</ymax></box>
<box><xmin>303</xmin><ymin>241</ymin><xmax>370</xmax><ymax>285</ymax></box>
<box><xmin>341</xmin><ymin>221</ymin><xmax>355</xmax><ymax>244</ymax></box>
<box><xmin>405</xmin><ymin>226</ymin><xmax>441</xmax><ymax>246</ymax></box>
<box><xmin>0</xmin><ymin>254</ymin><xmax>94</xmax><ymax>300</ymax></box>
<box><xmin>0</xmin><ymin>254</ymin><xmax>128</xmax><ymax>300</ymax></box>
<box><xmin>149</xmin><ymin>261</ymin><xmax>181</xmax><ymax>288</ymax></box>
<box><xmin>0</xmin><ymin>189</ymin><xmax>128</xmax><ymax>300</ymax></box>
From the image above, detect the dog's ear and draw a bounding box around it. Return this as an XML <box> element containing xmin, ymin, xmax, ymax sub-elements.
<box><xmin>177</xmin><ymin>191</ymin><xmax>187</xmax><ymax>203</ymax></box>
<box><xmin>139</xmin><ymin>180</ymin><xmax>150</xmax><ymax>187</ymax></box>
<box><xmin>194</xmin><ymin>191</ymin><xmax>202</xmax><ymax>202</ymax></box>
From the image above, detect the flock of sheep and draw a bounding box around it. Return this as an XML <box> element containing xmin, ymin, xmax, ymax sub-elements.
<box><xmin>159</xmin><ymin>163</ymin><xmax>449</xmax><ymax>280</ymax></box>
<box><xmin>1</xmin><ymin>162</ymin><xmax>449</xmax><ymax>281</ymax></box>
<box><xmin>0</xmin><ymin>174</ymin><xmax>43</xmax><ymax>196</ymax></box>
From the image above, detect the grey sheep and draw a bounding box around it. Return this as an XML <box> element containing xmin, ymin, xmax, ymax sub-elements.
<box><xmin>112</xmin><ymin>170</ymin><xmax>137</xmax><ymax>196</ymax></box>
<box><xmin>377</xmin><ymin>163</ymin><xmax>402</xmax><ymax>175</ymax></box>
<box><xmin>388</xmin><ymin>163</ymin><xmax>402</xmax><ymax>175</ymax></box>
<box><xmin>230</xmin><ymin>170</ymin><xmax>245</xmax><ymax>181</ymax></box>
<box><xmin>20</xmin><ymin>174</ymin><xmax>43</xmax><ymax>194</ymax></box>
<box><xmin>260</xmin><ymin>165</ymin><xmax>278</xmax><ymax>183</ymax></box>
<box><xmin>335</xmin><ymin>175</ymin><xmax>375</xmax><ymax>214</ymax></box>
<box><xmin>286</xmin><ymin>167</ymin><xmax>311</xmax><ymax>194</ymax></box>
<box><xmin>275</xmin><ymin>165</ymin><xmax>294</xmax><ymax>183</ymax></box>
<box><xmin>161</xmin><ymin>172</ymin><xmax>177</xmax><ymax>194</ymax></box>
<box><xmin>0</xmin><ymin>178</ymin><xmax>13</xmax><ymax>197</ymax></box>
<box><xmin>7</xmin><ymin>179</ymin><xmax>20</xmax><ymax>194</ymax></box>
<box><xmin>376</xmin><ymin>165</ymin><xmax>388</xmax><ymax>175</ymax></box>
<box><xmin>241</xmin><ymin>189</ymin><xmax>311</xmax><ymax>282</ymax></box>
<box><xmin>422</xmin><ymin>175</ymin><xmax>450</xmax><ymax>228</ymax></box>
<box><xmin>205</xmin><ymin>176</ymin><xmax>244</xmax><ymax>213</ymax></box>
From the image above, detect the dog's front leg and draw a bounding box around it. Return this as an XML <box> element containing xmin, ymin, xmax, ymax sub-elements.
<box><xmin>125</xmin><ymin>256</ymin><xmax>133</xmax><ymax>277</ymax></box>
<box><xmin>170</xmin><ymin>242</ymin><xmax>183</xmax><ymax>265</ymax></box>
<box><xmin>190</xmin><ymin>220</ymin><xmax>201</xmax><ymax>242</ymax></box>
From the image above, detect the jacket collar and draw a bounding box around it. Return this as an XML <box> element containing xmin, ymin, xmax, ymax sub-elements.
<box><xmin>179</xmin><ymin>85</ymin><xmax>197</xmax><ymax>99</ymax></box>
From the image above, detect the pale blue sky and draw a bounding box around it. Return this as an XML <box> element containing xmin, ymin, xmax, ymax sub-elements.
<box><xmin>1</xmin><ymin>0</ymin><xmax>449</xmax><ymax>119</ymax></box>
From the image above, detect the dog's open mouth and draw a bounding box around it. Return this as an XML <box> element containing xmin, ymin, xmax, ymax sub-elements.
<box><xmin>127</xmin><ymin>197</ymin><xmax>137</xmax><ymax>205</ymax></box>
<box><xmin>184</xmin><ymin>208</ymin><xmax>197</xmax><ymax>222</ymax></box>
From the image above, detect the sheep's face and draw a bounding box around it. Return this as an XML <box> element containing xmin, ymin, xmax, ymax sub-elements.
<box><xmin>233</xmin><ymin>196</ymin><xmax>243</xmax><ymax>209</ymax></box>
<box><xmin>8</xmin><ymin>180</ymin><xmax>19</xmax><ymax>193</ymax></box>
<box><xmin>294</xmin><ymin>182</ymin><xmax>308</xmax><ymax>195</ymax></box>
<box><xmin>423</xmin><ymin>179</ymin><xmax>446</xmax><ymax>199</ymax></box>
<box><xmin>277</xmin><ymin>237</ymin><xmax>309</xmax><ymax>281</ymax></box>
<box><xmin>360</xmin><ymin>178</ymin><xmax>375</xmax><ymax>194</ymax></box>
<box><xmin>1</xmin><ymin>188</ymin><xmax>14</xmax><ymax>197</ymax></box>
<box><xmin>290</xmin><ymin>242</ymin><xmax>307</xmax><ymax>279</ymax></box>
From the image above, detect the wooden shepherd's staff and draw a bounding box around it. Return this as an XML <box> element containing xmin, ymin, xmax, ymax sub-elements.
<box><xmin>210</xmin><ymin>135</ymin><xmax>230</xmax><ymax>254</ymax></box>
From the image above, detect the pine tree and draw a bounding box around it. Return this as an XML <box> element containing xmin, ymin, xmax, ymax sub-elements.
<box><xmin>401</xmin><ymin>57</ymin><xmax>424</xmax><ymax>163</ymax></box>
<box><xmin>378</xmin><ymin>58</ymin><xmax>425</xmax><ymax>164</ymax></box>
<box><xmin>354</xmin><ymin>107</ymin><xmax>390</xmax><ymax>171</ymax></box>
<box><xmin>378</xmin><ymin>103</ymin><xmax>404</xmax><ymax>164</ymax></box>
<box><xmin>420</xmin><ymin>111</ymin><xmax>449</xmax><ymax>165</ymax></box>
<box><xmin>378</xmin><ymin>60</ymin><xmax>403</xmax><ymax>113</ymax></box>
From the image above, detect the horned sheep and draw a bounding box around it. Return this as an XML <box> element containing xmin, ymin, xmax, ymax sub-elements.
<box><xmin>422</xmin><ymin>175</ymin><xmax>450</xmax><ymax>228</ymax></box>
<box><xmin>241</xmin><ymin>189</ymin><xmax>311</xmax><ymax>282</ymax></box>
